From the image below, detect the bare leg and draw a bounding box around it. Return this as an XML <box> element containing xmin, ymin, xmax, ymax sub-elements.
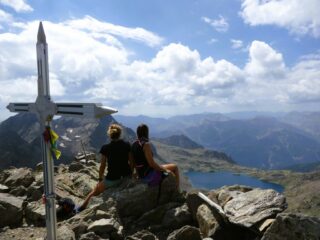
<box><xmin>80</xmin><ymin>181</ymin><xmax>106</xmax><ymax>210</ymax></box>
<box><xmin>162</xmin><ymin>163</ymin><xmax>180</xmax><ymax>189</ymax></box>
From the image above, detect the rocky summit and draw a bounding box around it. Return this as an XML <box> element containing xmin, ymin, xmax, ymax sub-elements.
<box><xmin>0</xmin><ymin>161</ymin><xmax>319</xmax><ymax>240</ymax></box>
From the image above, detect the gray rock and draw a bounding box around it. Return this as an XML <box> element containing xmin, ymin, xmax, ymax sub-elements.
<box><xmin>71</xmin><ymin>222</ymin><xmax>88</xmax><ymax>239</ymax></box>
<box><xmin>69</xmin><ymin>162</ymin><xmax>86</xmax><ymax>172</ymax></box>
<box><xmin>167</xmin><ymin>225</ymin><xmax>201</xmax><ymax>240</ymax></box>
<box><xmin>87</xmin><ymin>218</ymin><xmax>122</xmax><ymax>239</ymax></box>
<box><xmin>208</xmin><ymin>185</ymin><xmax>253</xmax><ymax>208</ymax></box>
<box><xmin>103</xmin><ymin>175</ymin><xmax>180</xmax><ymax>218</ymax></box>
<box><xmin>26</xmin><ymin>184</ymin><xmax>43</xmax><ymax>201</ymax></box>
<box><xmin>126</xmin><ymin>230</ymin><xmax>159</xmax><ymax>240</ymax></box>
<box><xmin>135</xmin><ymin>202</ymin><xmax>180</xmax><ymax>227</ymax></box>
<box><xmin>196</xmin><ymin>204</ymin><xmax>220</xmax><ymax>238</ymax></box>
<box><xmin>186</xmin><ymin>190</ymin><xmax>204</xmax><ymax>223</ymax></box>
<box><xmin>0</xmin><ymin>184</ymin><xmax>9</xmax><ymax>193</ymax></box>
<box><xmin>79</xmin><ymin>232</ymin><xmax>105</xmax><ymax>240</ymax></box>
<box><xmin>257</xmin><ymin>218</ymin><xmax>275</xmax><ymax>232</ymax></box>
<box><xmin>9</xmin><ymin>185</ymin><xmax>27</xmax><ymax>196</ymax></box>
<box><xmin>57</xmin><ymin>225</ymin><xmax>75</xmax><ymax>240</ymax></box>
<box><xmin>0</xmin><ymin>170</ymin><xmax>10</xmax><ymax>184</ymax></box>
<box><xmin>262</xmin><ymin>213</ymin><xmax>320</xmax><ymax>240</ymax></box>
<box><xmin>224</xmin><ymin>188</ymin><xmax>287</xmax><ymax>227</ymax></box>
<box><xmin>162</xmin><ymin>203</ymin><xmax>193</xmax><ymax>229</ymax></box>
<box><xmin>4</xmin><ymin>168</ymin><xmax>34</xmax><ymax>188</ymax></box>
<box><xmin>0</xmin><ymin>193</ymin><xmax>24</xmax><ymax>227</ymax></box>
<box><xmin>25</xmin><ymin>201</ymin><xmax>46</xmax><ymax>226</ymax></box>
<box><xmin>35</xmin><ymin>162</ymin><xmax>43</xmax><ymax>172</ymax></box>
<box><xmin>66</xmin><ymin>200</ymin><xmax>119</xmax><ymax>238</ymax></box>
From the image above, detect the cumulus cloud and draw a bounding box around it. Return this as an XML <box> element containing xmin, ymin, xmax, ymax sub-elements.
<box><xmin>0</xmin><ymin>16</ymin><xmax>319</xmax><ymax>119</ymax></box>
<box><xmin>0</xmin><ymin>0</ymin><xmax>33</xmax><ymax>12</ymax></box>
<box><xmin>245</xmin><ymin>41</ymin><xmax>286</xmax><ymax>81</ymax></box>
<box><xmin>287</xmin><ymin>55</ymin><xmax>320</xmax><ymax>102</ymax></box>
<box><xmin>202</xmin><ymin>15</ymin><xmax>229</xmax><ymax>32</ymax></box>
<box><xmin>240</xmin><ymin>0</ymin><xmax>320</xmax><ymax>38</ymax></box>
<box><xmin>239</xmin><ymin>41</ymin><xmax>320</xmax><ymax>108</ymax></box>
<box><xmin>0</xmin><ymin>17</ymin><xmax>160</xmax><ymax>119</ymax></box>
<box><xmin>85</xmin><ymin>43</ymin><xmax>244</xmax><ymax>108</ymax></box>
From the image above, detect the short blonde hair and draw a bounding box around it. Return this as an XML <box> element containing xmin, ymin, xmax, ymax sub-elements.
<box><xmin>107</xmin><ymin>124</ymin><xmax>122</xmax><ymax>140</ymax></box>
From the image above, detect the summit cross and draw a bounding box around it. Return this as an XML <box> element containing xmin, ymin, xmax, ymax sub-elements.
<box><xmin>7</xmin><ymin>22</ymin><xmax>117</xmax><ymax>240</ymax></box>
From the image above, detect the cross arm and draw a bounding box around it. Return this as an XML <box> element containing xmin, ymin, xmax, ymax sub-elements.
<box><xmin>6</xmin><ymin>102</ymin><xmax>35</xmax><ymax>113</ymax></box>
<box><xmin>56</xmin><ymin>103</ymin><xmax>117</xmax><ymax>118</ymax></box>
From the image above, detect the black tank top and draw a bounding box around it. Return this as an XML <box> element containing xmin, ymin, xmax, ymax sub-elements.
<box><xmin>131</xmin><ymin>138</ymin><xmax>152</xmax><ymax>177</ymax></box>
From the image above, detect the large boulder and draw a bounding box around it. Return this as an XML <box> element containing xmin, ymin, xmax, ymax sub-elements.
<box><xmin>4</xmin><ymin>168</ymin><xmax>34</xmax><ymax>188</ymax></box>
<box><xmin>25</xmin><ymin>201</ymin><xmax>46</xmax><ymax>226</ymax></box>
<box><xmin>65</xmin><ymin>199</ymin><xmax>120</xmax><ymax>238</ymax></box>
<box><xmin>161</xmin><ymin>203</ymin><xmax>193</xmax><ymax>229</ymax></box>
<box><xmin>134</xmin><ymin>202</ymin><xmax>181</xmax><ymax>228</ymax></box>
<box><xmin>224</xmin><ymin>188</ymin><xmax>287</xmax><ymax>227</ymax></box>
<box><xmin>196</xmin><ymin>204</ymin><xmax>220</xmax><ymax>238</ymax></box>
<box><xmin>0</xmin><ymin>193</ymin><xmax>24</xmax><ymax>227</ymax></box>
<box><xmin>57</xmin><ymin>225</ymin><xmax>76</xmax><ymax>240</ymax></box>
<box><xmin>262</xmin><ymin>213</ymin><xmax>320</xmax><ymax>240</ymax></box>
<box><xmin>102</xmin><ymin>174</ymin><xmax>180</xmax><ymax>218</ymax></box>
<box><xmin>186</xmin><ymin>190</ymin><xmax>206</xmax><ymax>222</ymax></box>
<box><xmin>87</xmin><ymin>218</ymin><xmax>123</xmax><ymax>239</ymax></box>
<box><xmin>211</xmin><ymin>185</ymin><xmax>253</xmax><ymax>207</ymax></box>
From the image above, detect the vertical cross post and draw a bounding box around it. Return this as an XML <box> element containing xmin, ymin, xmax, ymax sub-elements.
<box><xmin>7</xmin><ymin>22</ymin><xmax>117</xmax><ymax>240</ymax></box>
<box><xmin>36</xmin><ymin>22</ymin><xmax>57</xmax><ymax>240</ymax></box>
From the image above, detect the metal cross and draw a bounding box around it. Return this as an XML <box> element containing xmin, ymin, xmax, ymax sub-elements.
<box><xmin>7</xmin><ymin>22</ymin><xmax>117</xmax><ymax>240</ymax></box>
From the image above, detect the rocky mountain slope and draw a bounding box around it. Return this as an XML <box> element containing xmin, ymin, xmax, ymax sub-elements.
<box><xmin>0</xmin><ymin>113</ymin><xmax>135</xmax><ymax>169</ymax></box>
<box><xmin>1</xmin><ymin>162</ymin><xmax>319</xmax><ymax>240</ymax></box>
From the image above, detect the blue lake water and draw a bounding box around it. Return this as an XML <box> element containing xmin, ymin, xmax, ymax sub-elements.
<box><xmin>185</xmin><ymin>171</ymin><xmax>284</xmax><ymax>193</ymax></box>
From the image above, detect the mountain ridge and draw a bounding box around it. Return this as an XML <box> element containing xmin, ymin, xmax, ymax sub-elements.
<box><xmin>115</xmin><ymin>112</ymin><xmax>320</xmax><ymax>170</ymax></box>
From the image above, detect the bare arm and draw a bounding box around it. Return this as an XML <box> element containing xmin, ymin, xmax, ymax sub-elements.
<box><xmin>143</xmin><ymin>143</ymin><xmax>167</xmax><ymax>172</ymax></box>
<box><xmin>99</xmin><ymin>154</ymin><xmax>107</xmax><ymax>181</ymax></box>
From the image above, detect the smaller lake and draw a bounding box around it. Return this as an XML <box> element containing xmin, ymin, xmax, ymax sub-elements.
<box><xmin>185</xmin><ymin>171</ymin><xmax>284</xmax><ymax>193</ymax></box>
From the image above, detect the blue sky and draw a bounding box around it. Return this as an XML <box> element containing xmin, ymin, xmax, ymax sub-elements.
<box><xmin>0</xmin><ymin>0</ymin><xmax>319</xmax><ymax>120</ymax></box>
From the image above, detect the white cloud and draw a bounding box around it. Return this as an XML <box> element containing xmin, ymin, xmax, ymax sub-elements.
<box><xmin>245</xmin><ymin>41</ymin><xmax>286</xmax><ymax>81</ymax></box>
<box><xmin>66</xmin><ymin>16</ymin><xmax>163</xmax><ymax>47</ymax></box>
<box><xmin>202</xmin><ymin>15</ymin><xmax>229</xmax><ymax>32</ymax></box>
<box><xmin>85</xmin><ymin>43</ymin><xmax>244</xmax><ymax>108</ymax></box>
<box><xmin>0</xmin><ymin>16</ymin><xmax>319</xmax><ymax>120</ymax></box>
<box><xmin>240</xmin><ymin>0</ymin><xmax>320</xmax><ymax>38</ymax></box>
<box><xmin>230</xmin><ymin>39</ymin><xmax>244</xmax><ymax>49</ymax></box>
<box><xmin>0</xmin><ymin>0</ymin><xmax>33</xmax><ymax>12</ymax></box>
<box><xmin>287</xmin><ymin>55</ymin><xmax>320</xmax><ymax>102</ymax></box>
<box><xmin>0</xmin><ymin>75</ymin><xmax>65</xmax><ymax>103</ymax></box>
<box><xmin>0</xmin><ymin>8</ymin><xmax>13</xmax><ymax>22</ymax></box>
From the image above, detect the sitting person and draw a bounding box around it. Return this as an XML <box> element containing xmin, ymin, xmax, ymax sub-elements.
<box><xmin>56</xmin><ymin>197</ymin><xmax>77</xmax><ymax>221</ymax></box>
<box><xmin>78</xmin><ymin>123</ymin><xmax>133</xmax><ymax>211</ymax></box>
<box><xmin>131</xmin><ymin>123</ymin><xmax>180</xmax><ymax>189</ymax></box>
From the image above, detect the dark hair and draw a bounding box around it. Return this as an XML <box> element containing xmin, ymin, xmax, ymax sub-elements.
<box><xmin>137</xmin><ymin>124</ymin><xmax>149</xmax><ymax>139</ymax></box>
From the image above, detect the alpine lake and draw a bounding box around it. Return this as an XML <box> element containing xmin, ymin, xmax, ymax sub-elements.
<box><xmin>185</xmin><ymin>170</ymin><xmax>284</xmax><ymax>192</ymax></box>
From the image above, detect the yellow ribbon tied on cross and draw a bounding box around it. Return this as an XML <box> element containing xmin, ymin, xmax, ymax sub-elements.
<box><xmin>49</xmin><ymin>129</ymin><xmax>61</xmax><ymax>160</ymax></box>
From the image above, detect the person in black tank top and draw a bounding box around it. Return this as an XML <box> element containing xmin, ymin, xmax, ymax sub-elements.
<box><xmin>78</xmin><ymin>124</ymin><xmax>133</xmax><ymax>211</ymax></box>
<box><xmin>132</xmin><ymin>124</ymin><xmax>180</xmax><ymax>189</ymax></box>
